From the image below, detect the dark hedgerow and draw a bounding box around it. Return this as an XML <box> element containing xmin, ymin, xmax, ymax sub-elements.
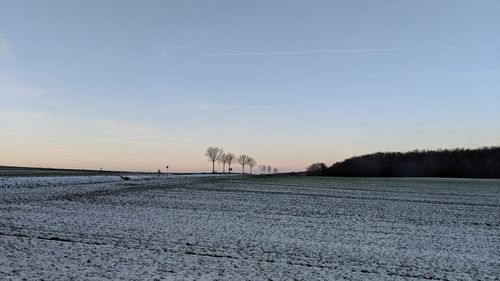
<box><xmin>307</xmin><ymin>147</ymin><xmax>500</xmax><ymax>178</ymax></box>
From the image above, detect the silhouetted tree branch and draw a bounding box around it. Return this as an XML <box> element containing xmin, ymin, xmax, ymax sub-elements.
<box><xmin>259</xmin><ymin>165</ymin><xmax>267</xmax><ymax>174</ymax></box>
<box><xmin>205</xmin><ymin>147</ymin><xmax>224</xmax><ymax>174</ymax></box>
<box><xmin>218</xmin><ymin>153</ymin><xmax>227</xmax><ymax>173</ymax></box>
<box><xmin>225</xmin><ymin>153</ymin><xmax>235</xmax><ymax>174</ymax></box>
<box><xmin>248</xmin><ymin>157</ymin><xmax>256</xmax><ymax>174</ymax></box>
<box><xmin>237</xmin><ymin>154</ymin><xmax>249</xmax><ymax>174</ymax></box>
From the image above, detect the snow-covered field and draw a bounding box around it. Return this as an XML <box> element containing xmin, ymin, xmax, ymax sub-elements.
<box><xmin>0</xmin><ymin>175</ymin><xmax>156</xmax><ymax>189</ymax></box>
<box><xmin>1</xmin><ymin>175</ymin><xmax>499</xmax><ymax>280</ymax></box>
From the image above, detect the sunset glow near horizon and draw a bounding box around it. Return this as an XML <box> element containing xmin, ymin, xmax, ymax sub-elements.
<box><xmin>1</xmin><ymin>0</ymin><xmax>499</xmax><ymax>173</ymax></box>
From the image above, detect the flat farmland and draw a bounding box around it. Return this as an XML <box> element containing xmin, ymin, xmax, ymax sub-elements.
<box><xmin>1</xmin><ymin>175</ymin><xmax>499</xmax><ymax>280</ymax></box>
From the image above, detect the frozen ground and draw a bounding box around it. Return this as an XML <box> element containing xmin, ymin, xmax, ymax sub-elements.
<box><xmin>0</xmin><ymin>175</ymin><xmax>157</xmax><ymax>188</ymax></box>
<box><xmin>0</xmin><ymin>175</ymin><xmax>499</xmax><ymax>280</ymax></box>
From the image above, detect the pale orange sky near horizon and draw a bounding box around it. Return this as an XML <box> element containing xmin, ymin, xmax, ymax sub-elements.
<box><xmin>1</xmin><ymin>119</ymin><xmax>498</xmax><ymax>173</ymax></box>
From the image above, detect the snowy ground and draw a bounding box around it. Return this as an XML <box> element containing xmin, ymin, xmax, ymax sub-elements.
<box><xmin>0</xmin><ymin>175</ymin><xmax>156</xmax><ymax>188</ymax></box>
<box><xmin>1</xmin><ymin>175</ymin><xmax>499</xmax><ymax>280</ymax></box>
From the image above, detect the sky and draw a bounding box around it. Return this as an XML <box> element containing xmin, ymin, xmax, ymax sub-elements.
<box><xmin>0</xmin><ymin>0</ymin><xmax>499</xmax><ymax>173</ymax></box>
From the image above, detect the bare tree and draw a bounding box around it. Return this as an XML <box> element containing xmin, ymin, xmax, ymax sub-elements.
<box><xmin>218</xmin><ymin>153</ymin><xmax>227</xmax><ymax>173</ymax></box>
<box><xmin>306</xmin><ymin>163</ymin><xmax>327</xmax><ymax>176</ymax></box>
<box><xmin>248</xmin><ymin>157</ymin><xmax>257</xmax><ymax>174</ymax></box>
<box><xmin>225</xmin><ymin>153</ymin><xmax>235</xmax><ymax>174</ymax></box>
<box><xmin>205</xmin><ymin>147</ymin><xmax>224</xmax><ymax>173</ymax></box>
<box><xmin>259</xmin><ymin>165</ymin><xmax>267</xmax><ymax>174</ymax></box>
<box><xmin>273</xmin><ymin>168</ymin><xmax>278</xmax><ymax>174</ymax></box>
<box><xmin>237</xmin><ymin>154</ymin><xmax>250</xmax><ymax>174</ymax></box>
<box><xmin>267</xmin><ymin>165</ymin><xmax>272</xmax><ymax>174</ymax></box>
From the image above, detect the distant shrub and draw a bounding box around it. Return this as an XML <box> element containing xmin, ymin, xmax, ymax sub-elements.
<box><xmin>306</xmin><ymin>163</ymin><xmax>328</xmax><ymax>176</ymax></box>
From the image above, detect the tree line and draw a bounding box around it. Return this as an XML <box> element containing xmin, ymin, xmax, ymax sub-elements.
<box><xmin>205</xmin><ymin>147</ymin><xmax>277</xmax><ymax>174</ymax></box>
<box><xmin>306</xmin><ymin>147</ymin><xmax>500</xmax><ymax>178</ymax></box>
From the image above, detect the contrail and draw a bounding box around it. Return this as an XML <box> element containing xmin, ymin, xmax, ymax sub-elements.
<box><xmin>377</xmin><ymin>0</ymin><xmax>415</xmax><ymax>11</ymax></box>
<box><xmin>202</xmin><ymin>48</ymin><xmax>408</xmax><ymax>56</ymax></box>
<box><xmin>201</xmin><ymin>46</ymin><xmax>456</xmax><ymax>56</ymax></box>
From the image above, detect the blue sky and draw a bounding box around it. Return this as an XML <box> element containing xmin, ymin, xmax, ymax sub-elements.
<box><xmin>1</xmin><ymin>0</ymin><xmax>499</xmax><ymax>172</ymax></box>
